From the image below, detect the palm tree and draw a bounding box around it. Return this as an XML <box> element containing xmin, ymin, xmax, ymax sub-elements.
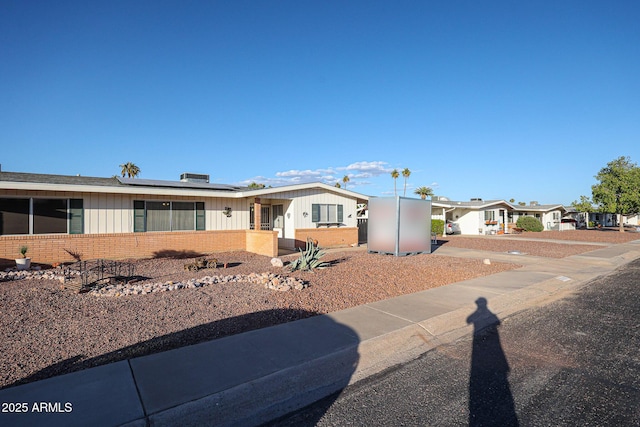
<box><xmin>391</xmin><ymin>169</ymin><xmax>399</xmax><ymax>196</ymax></box>
<box><xmin>414</xmin><ymin>186</ymin><xmax>434</xmax><ymax>200</ymax></box>
<box><xmin>119</xmin><ymin>162</ymin><xmax>140</xmax><ymax>178</ymax></box>
<box><xmin>402</xmin><ymin>168</ymin><xmax>411</xmax><ymax>196</ymax></box>
<box><xmin>342</xmin><ymin>175</ymin><xmax>350</xmax><ymax>189</ymax></box>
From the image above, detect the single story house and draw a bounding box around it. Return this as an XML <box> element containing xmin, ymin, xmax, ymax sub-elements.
<box><xmin>430</xmin><ymin>197</ymin><xmax>567</xmax><ymax>235</ymax></box>
<box><xmin>0</xmin><ymin>171</ymin><xmax>368</xmax><ymax>264</ymax></box>
<box><xmin>563</xmin><ymin>208</ymin><xmax>640</xmax><ymax>229</ymax></box>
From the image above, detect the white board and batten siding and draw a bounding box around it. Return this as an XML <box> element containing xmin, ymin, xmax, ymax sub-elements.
<box><xmin>2</xmin><ymin>190</ymin><xmax>251</xmax><ymax>234</ymax></box>
<box><xmin>1</xmin><ymin>186</ymin><xmax>360</xmax><ymax>234</ymax></box>
<box><xmin>205</xmin><ymin>198</ymin><xmax>250</xmax><ymax>231</ymax></box>
<box><xmin>261</xmin><ymin>188</ymin><xmax>357</xmax><ymax>229</ymax></box>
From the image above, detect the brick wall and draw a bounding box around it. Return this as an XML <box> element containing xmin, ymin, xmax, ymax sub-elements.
<box><xmin>294</xmin><ymin>227</ymin><xmax>358</xmax><ymax>249</ymax></box>
<box><xmin>0</xmin><ymin>230</ymin><xmax>277</xmax><ymax>267</ymax></box>
<box><xmin>246</xmin><ymin>230</ymin><xmax>278</xmax><ymax>258</ymax></box>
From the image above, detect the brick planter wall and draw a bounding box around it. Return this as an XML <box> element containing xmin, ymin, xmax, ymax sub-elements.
<box><xmin>294</xmin><ymin>227</ymin><xmax>359</xmax><ymax>249</ymax></box>
<box><xmin>0</xmin><ymin>230</ymin><xmax>278</xmax><ymax>267</ymax></box>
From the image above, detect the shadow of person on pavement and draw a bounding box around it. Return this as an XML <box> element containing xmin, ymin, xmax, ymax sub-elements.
<box><xmin>466</xmin><ymin>297</ymin><xmax>519</xmax><ymax>427</ymax></box>
<box><xmin>2</xmin><ymin>309</ymin><xmax>359</xmax><ymax>427</ymax></box>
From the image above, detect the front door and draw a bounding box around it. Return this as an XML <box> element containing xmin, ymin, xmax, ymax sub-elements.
<box><xmin>273</xmin><ymin>204</ymin><xmax>284</xmax><ymax>237</ymax></box>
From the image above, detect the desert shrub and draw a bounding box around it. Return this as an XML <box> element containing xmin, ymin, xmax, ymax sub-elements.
<box><xmin>516</xmin><ymin>216</ymin><xmax>544</xmax><ymax>232</ymax></box>
<box><xmin>431</xmin><ymin>219</ymin><xmax>444</xmax><ymax>235</ymax></box>
<box><xmin>289</xmin><ymin>238</ymin><xmax>329</xmax><ymax>271</ymax></box>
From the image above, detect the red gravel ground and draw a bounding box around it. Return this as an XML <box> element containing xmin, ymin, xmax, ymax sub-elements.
<box><xmin>503</xmin><ymin>228</ymin><xmax>640</xmax><ymax>244</ymax></box>
<box><xmin>1</xmin><ymin>229</ymin><xmax>637</xmax><ymax>390</ymax></box>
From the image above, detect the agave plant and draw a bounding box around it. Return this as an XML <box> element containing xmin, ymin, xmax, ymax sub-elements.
<box><xmin>288</xmin><ymin>238</ymin><xmax>330</xmax><ymax>272</ymax></box>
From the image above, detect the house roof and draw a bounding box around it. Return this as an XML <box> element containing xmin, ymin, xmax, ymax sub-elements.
<box><xmin>432</xmin><ymin>199</ymin><xmax>516</xmax><ymax>209</ymax></box>
<box><xmin>116</xmin><ymin>177</ymin><xmax>244</xmax><ymax>192</ymax></box>
<box><xmin>241</xmin><ymin>181</ymin><xmax>369</xmax><ymax>202</ymax></box>
<box><xmin>0</xmin><ymin>171</ymin><xmax>369</xmax><ymax>201</ymax></box>
<box><xmin>512</xmin><ymin>203</ymin><xmax>566</xmax><ymax>213</ymax></box>
<box><xmin>432</xmin><ymin>197</ymin><xmax>567</xmax><ymax>213</ymax></box>
<box><xmin>0</xmin><ymin>171</ymin><xmax>120</xmax><ymax>187</ymax></box>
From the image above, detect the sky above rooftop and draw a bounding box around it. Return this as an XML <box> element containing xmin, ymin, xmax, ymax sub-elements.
<box><xmin>1</xmin><ymin>1</ymin><xmax>639</xmax><ymax>204</ymax></box>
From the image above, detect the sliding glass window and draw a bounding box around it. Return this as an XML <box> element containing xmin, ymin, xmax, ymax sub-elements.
<box><xmin>0</xmin><ymin>198</ymin><xmax>83</xmax><ymax>235</ymax></box>
<box><xmin>135</xmin><ymin>201</ymin><xmax>204</xmax><ymax>232</ymax></box>
<box><xmin>146</xmin><ymin>202</ymin><xmax>171</xmax><ymax>232</ymax></box>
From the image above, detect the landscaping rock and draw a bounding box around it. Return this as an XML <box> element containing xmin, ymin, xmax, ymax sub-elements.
<box><xmin>87</xmin><ymin>272</ymin><xmax>308</xmax><ymax>297</ymax></box>
<box><xmin>271</xmin><ymin>257</ymin><xmax>284</xmax><ymax>268</ymax></box>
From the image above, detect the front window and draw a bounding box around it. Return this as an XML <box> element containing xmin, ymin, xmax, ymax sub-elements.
<box><xmin>134</xmin><ymin>201</ymin><xmax>204</xmax><ymax>232</ymax></box>
<box><xmin>0</xmin><ymin>198</ymin><xmax>83</xmax><ymax>235</ymax></box>
<box><xmin>312</xmin><ymin>204</ymin><xmax>344</xmax><ymax>224</ymax></box>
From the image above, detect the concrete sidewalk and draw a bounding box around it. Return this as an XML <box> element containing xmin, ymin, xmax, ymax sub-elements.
<box><xmin>2</xmin><ymin>240</ymin><xmax>640</xmax><ymax>427</ymax></box>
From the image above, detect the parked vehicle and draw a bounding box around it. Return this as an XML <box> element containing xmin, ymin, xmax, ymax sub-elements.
<box><xmin>446</xmin><ymin>220</ymin><xmax>461</xmax><ymax>235</ymax></box>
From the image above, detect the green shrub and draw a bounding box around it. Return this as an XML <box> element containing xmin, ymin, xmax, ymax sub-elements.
<box><xmin>516</xmin><ymin>216</ymin><xmax>544</xmax><ymax>232</ymax></box>
<box><xmin>431</xmin><ymin>219</ymin><xmax>444</xmax><ymax>235</ymax></box>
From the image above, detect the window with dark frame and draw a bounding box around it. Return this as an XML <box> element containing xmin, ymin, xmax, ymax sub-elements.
<box><xmin>134</xmin><ymin>200</ymin><xmax>205</xmax><ymax>232</ymax></box>
<box><xmin>311</xmin><ymin>204</ymin><xmax>344</xmax><ymax>224</ymax></box>
<box><xmin>0</xmin><ymin>198</ymin><xmax>83</xmax><ymax>235</ymax></box>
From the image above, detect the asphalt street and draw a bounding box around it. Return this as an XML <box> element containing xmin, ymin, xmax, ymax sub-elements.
<box><xmin>267</xmin><ymin>258</ymin><xmax>640</xmax><ymax>426</ymax></box>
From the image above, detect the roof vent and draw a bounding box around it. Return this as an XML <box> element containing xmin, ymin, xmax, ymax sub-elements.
<box><xmin>470</xmin><ymin>198</ymin><xmax>483</xmax><ymax>202</ymax></box>
<box><xmin>180</xmin><ymin>173</ymin><xmax>210</xmax><ymax>183</ymax></box>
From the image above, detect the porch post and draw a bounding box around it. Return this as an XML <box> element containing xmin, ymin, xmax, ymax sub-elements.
<box><xmin>254</xmin><ymin>198</ymin><xmax>261</xmax><ymax>230</ymax></box>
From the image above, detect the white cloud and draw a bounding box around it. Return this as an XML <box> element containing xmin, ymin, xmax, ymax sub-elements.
<box><xmin>275</xmin><ymin>169</ymin><xmax>324</xmax><ymax>178</ymax></box>
<box><xmin>240</xmin><ymin>160</ymin><xmax>397</xmax><ymax>190</ymax></box>
<box><xmin>339</xmin><ymin>161</ymin><xmax>391</xmax><ymax>175</ymax></box>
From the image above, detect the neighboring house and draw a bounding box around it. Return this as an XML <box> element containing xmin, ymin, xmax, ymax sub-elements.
<box><xmin>556</xmin><ymin>207</ymin><xmax>640</xmax><ymax>229</ymax></box>
<box><xmin>0</xmin><ymin>171</ymin><xmax>368</xmax><ymax>264</ymax></box>
<box><xmin>587</xmin><ymin>212</ymin><xmax>640</xmax><ymax>227</ymax></box>
<box><xmin>430</xmin><ymin>197</ymin><xmax>567</xmax><ymax>235</ymax></box>
<box><xmin>512</xmin><ymin>202</ymin><xmax>567</xmax><ymax>231</ymax></box>
<box><xmin>625</xmin><ymin>214</ymin><xmax>640</xmax><ymax>226</ymax></box>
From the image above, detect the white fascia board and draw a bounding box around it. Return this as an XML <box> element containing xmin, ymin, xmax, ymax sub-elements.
<box><xmin>2</xmin><ymin>180</ymin><xmax>372</xmax><ymax>200</ymax></box>
<box><xmin>513</xmin><ymin>204</ymin><xmax>565</xmax><ymax>213</ymax></box>
<box><xmin>1</xmin><ymin>182</ymin><xmax>246</xmax><ymax>198</ymax></box>
<box><xmin>239</xmin><ymin>182</ymin><xmax>370</xmax><ymax>200</ymax></box>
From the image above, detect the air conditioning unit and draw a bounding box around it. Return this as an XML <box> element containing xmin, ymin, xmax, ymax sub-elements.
<box><xmin>180</xmin><ymin>173</ymin><xmax>210</xmax><ymax>183</ymax></box>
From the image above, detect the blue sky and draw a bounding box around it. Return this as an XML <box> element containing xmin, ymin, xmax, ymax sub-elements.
<box><xmin>1</xmin><ymin>1</ymin><xmax>639</xmax><ymax>205</ymax></box>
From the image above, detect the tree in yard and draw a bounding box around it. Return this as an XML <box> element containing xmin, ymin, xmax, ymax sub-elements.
<box><xmin>248</xmin><ymin>182</ymin><xmax>266</xmax><ymax>189</ymax></box>
<box><xmin>342</xmin><ymin>175</ymin><xmax>350</xmax><ymax>189</ymax></box>
<box><xmin>571</xmin><ymin>195</ymin><xmax>595</xmax><ymax>228</ymax></box>
<box><xmin>391</xmin><ymin>169</ymin><xmax>399</xmax><ymax>196</ymax></box>
<box><xmin>402</xmin><ymin>168</ymin><xmax>411</xmax><ymax>196</ymax></box>
<box><xmin>119</xmin><ymin>162</ymin><xmax>140</xmax><ymax>178</ymax></box>
<box><xmin>414</xmin><ymin>186</ymin><xmax>434</xmax><ymax>200</ymax></box>
<box><xmin>335</xmin><ymin>182</ymin><xmax>341</xmax><ymax>188</ymax></box>
<box><xmin>591</xmin><ymin>156</ymin><xmax>640</xmax><ymax>232</ymax></box>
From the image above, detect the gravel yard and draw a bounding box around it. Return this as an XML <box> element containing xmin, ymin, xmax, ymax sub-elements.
<box><xmin>2</xmin><ymin>229</ymin><xmax>637</xmax><ymax>390</ymax></box>
<box><xmin>440</xmin><ymin>235</ymin><xmax>605</xmax><ymax>258</ymax></box>
<box><xmin>502</xmin><ymin>228</ymin><xmax>640</xmax><ymax>244</ymax></box>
